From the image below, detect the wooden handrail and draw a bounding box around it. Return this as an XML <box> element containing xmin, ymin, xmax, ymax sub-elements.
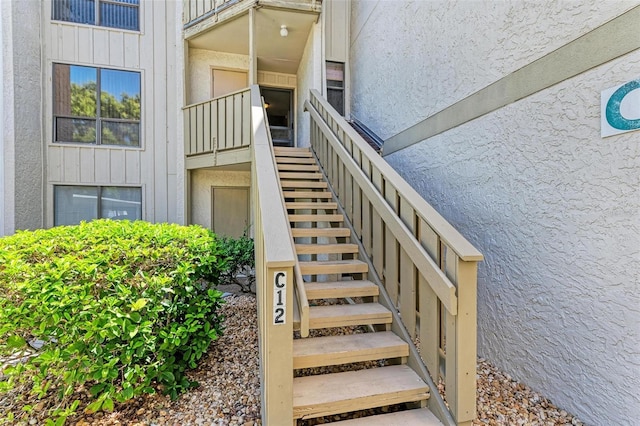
<box><xmin>306</xmin><ymin>100</ymin><xmax>458</xmax><ymax>314</ymax></box>
<box><xmin>182</xmin><ymin>87</ymin><xmax>250</xmax><ymax>110</ymax></box>
<box><xmin>250</xmin><ymin>84</ymin><xmax>295</xmax><ymax>424</ymax></box>
<box><xmin>306</xmin><ymin>89</ymin><xmax>481</xmax><ymax>425</ymax></box>
<box><xmin>308</xmin><ymin>89</ymin><xmax>483</xmax><ymax>262</ymax></box>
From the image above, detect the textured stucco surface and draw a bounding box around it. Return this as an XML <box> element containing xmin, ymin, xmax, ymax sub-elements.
<box><xmin>188</xmin><ymin>49</ymin><xmax>249</xmax><ymax>105</ymax></box>
<box><xmin>350</xmin><ymin>2</ymin><xmax>640</xmax><ymax>424</ymax></box>
<box><xmin>1</xmin><ymin>0</ymin><xmax>43</xmax><ymax>234</ymax></box>
<box><xmin>296</xmin><ymin>21</ymin><xmax>322</xmax><ymax>148</ymax></box>
<box><xmin>350</xmin><ymin>0</ymin><xmax>638</xmax><ymax>139</ymax></box>
<box><xmin>191</xmin><ymin>169</ymin><xmax>251</xmax><ymax>229</ymax></box>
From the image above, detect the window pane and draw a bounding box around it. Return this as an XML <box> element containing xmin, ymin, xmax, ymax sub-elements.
<box><xmin>53</xmin><ymin>0</ymin><xmax>95</xmax><ymax>25</ymax></box>
<box><xmin>55</xmin><ymin>117</ymin><xmax>97</xmax><ymax>143</ymax></box>
<box><xmin>101</xmin><ymin>120</ymin><xmax>140</xmax><ymax>146</ymax></box>
<box><xmin>100</xmin><ymin>0</ymin><xmax>139</xmax><ymax>31</ymax></box>
<box><xmin>54</xmin><ymin>64</ymin><xmax>97</xmax><ymax>118</ymax></box>
<box><xmin>327</xmin><ymin>88</ymin><xmax>345</xmax><ymax>116</ymax></box>
<box><xmin>101</xmin><ymin>187</ymin><xmax>142</xmax><ymax>221</ymax></box>
<box><xmin>54</xmin><ymin>186</ymin><xmax>98</xmax><ymax>226</ymax></box>
<box><xmin>100</xmin><ymin>69</ymin><xmax>141</xmax><ymax>120</ymax></box>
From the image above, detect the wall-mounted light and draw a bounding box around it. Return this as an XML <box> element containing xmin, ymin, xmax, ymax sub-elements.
<box><xmin>264</xmin><ymin>102</ymin><xmax>270</xmax><ymax>109</ymax></box>
<box><xmin>280</xmin><ymin>25</ymin><xmax>288</xmax><ymax>37</ymax></box>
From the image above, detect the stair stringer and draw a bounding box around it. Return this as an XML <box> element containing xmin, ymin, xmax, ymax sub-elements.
<box><xmin>311</xmin><ymin>149</ymin><xmax>457</xmax><ymax>426</ymax></box>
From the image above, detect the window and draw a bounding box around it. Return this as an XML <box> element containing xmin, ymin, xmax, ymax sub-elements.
<box><xmin>52</xmin><ymin>0</ymin><xmax>140</xmax><ymax>31</ymax></box>
<box><xmin>326</xmin><ymin>61</ymin><xmax>345</xmax><ymax>116</ymax></box>
<box><xmin>54</xmin><ymin>186</ymin><xmax>142</xmax><ymax>226</ymax></box>
<box><xmin>53</xmin><ymin>64</ymin><xmax>141</xmax><ymax>147</ymax></box>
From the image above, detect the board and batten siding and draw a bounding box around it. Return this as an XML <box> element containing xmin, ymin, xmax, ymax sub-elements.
<box><xmin>43</xmin><ymin>0</ymin><xmax>183</xmax><ymax>227</ymax></box>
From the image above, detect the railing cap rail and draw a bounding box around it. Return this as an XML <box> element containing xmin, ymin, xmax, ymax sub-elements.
<box><xmin>183</xmin><ymin>87</ymin><xmax>251</xmax><ymax>110</ymax></box>
<box><xmin>308</xmin><ymin>89</ymin><xmax>483</xmax><ymax>262</ymax></box>
<box><xmin>251</xmin><ymin>84</ymin><xmax>296</xmax><ymax>267</ymax></box>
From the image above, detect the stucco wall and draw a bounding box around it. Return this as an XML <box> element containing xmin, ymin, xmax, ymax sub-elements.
<box><xmin>1</xmin><ymin>0</ymin><xmax>43</xmax><ymax>235</ymax></box>
<box><xmin>350</xmin><ymin>1</ymin><xmax>640</xmax><ymax>424</ymax></box>
<box><xmin>350</xmin><ymin>0</ymin><xmax>637</xmax><ymax>138</ymax></box>
<box><xmin>296</xmin><ymin>21</ymin><xmax>322</xmax><ymax>147</ymax></box>
<box><xmin>187</xmin><ymin>48</ymin><xmax>249</xmax><ymax>105</ymax></box>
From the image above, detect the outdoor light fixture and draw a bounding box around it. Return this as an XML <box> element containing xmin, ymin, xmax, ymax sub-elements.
<box><xmin>280</xmin><ymin>25</ymin><xmax>288</xmax><ymax>37</ymax></box>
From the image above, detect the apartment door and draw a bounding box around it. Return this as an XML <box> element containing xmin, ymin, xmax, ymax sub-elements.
<box><xmin>211</xmin><ymin>187</ymin><xmax>249</xmax><ymax>238</ymax></box>
<box><xmin>261</xmin><ymin>87</ymin><xmax>294</xmax><ymax>147</ymax></box>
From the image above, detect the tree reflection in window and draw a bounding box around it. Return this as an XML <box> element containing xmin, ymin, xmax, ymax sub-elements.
<box><xmin>53</xmin><ymin>64</ymin><xmax>140</xmax><ymax>147</ymax></box>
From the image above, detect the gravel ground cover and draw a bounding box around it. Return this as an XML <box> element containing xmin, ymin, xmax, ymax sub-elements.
<box><xmin>1</xmin><ymin>294</ymin><xmax>583</xmax><ymax>426</ymax></box>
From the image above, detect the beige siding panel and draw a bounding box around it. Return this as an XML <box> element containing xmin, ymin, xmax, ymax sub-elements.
<box><xmin>242</xmin><ymin>92</ymin><xmax>251</xmax><ymax>147</ymax></box>
<box><xmin>48</xmin><ymin>146</ymin><xmax>63</xmax><ymax>182</ymax></box>
<box><xmin>123</xmin><ymin>33</ymin><xmax>140</xmax><ymax>69</ymax></box>
<box><xmin>93</xmin><ymin>29</ymin><xmax>110</xmax><ymax>65</ymax></box>
<box><xmin>225</xmin><ymin>96</ymin><xmax>234</xmax><ymax>149</ymax></box>
<box><xmin>109</xmin><ymin>31</ymin><xmax>125</xmax><ymax>67</ymax></box>
<box><xmin>125</xmin><ymin>150</ymin><xmax>141</xmax><ymax>184</ymax></box>
<box><xmin>77</xmin><ymin>27</ymin><xmax>93</xmax><ymax>64</ymax></box>
<box><xmin>79</xmin><ymin>148</ymin><xmax>95</xmax><ymax>182</ymax></box>
<box><xmin>94</xmin><ymin>149</ymin><xmax>111</xmax><ymax>183</ymax></box>
<box><xmin>110</xmin><ymin>150</ymin><xmax>126</xmax><ymax>184</ymax></box>
<box><xmin>61</xmin><ymin>25</ymin><xmax>76</xmax><ymax>62</ymax></box>
<box><xmin>49</xmin><ymin>24</ymin><xmax>60</xmax><ymax>59</ymax></box>
<box><xmin>325</xmin><ymin>0</ymin><xmax>349</xmax><ymax>62</ymax></box>
<box><xmin>203</xmin><ymin>103</ymin><xmax>212</xmax><ymax>153</ymax></box>
<box><xmin>166</xmin><ymin>3</ymin><xmax>178</xmax><ymax>181</ymax></box>
<box><xmin>62</xmin><ymin>147</ymin><xmax>80</xmax><ymax>182</ymax></box>
<box><xmin>168</xmin><ymin>174</ymin><xmax>178</xmax><ymax>223</ymax></box>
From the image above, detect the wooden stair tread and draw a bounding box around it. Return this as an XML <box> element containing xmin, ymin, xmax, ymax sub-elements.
<box><xmin>283</xmin><ymin>191</ymin><xmax>333</xmax><ymax>199</ymax></box>
<box><xmin>280</xmin><ymin>180</ymin><xmax>328</xmax><ymax>189</ymax></box>
<box><xmin>299</xmin><ymin>259</ymin><xmax>368</xmax><ymax>275</ymax></box>
<box><xmin>286</xmin><ymin>202</ymin><xmax>337</xmax><ymax>210</ymax></box>
<box><xmin>277</xmin><ymin>164</ymin><xmax>320</xmax><ymax>171</ymax></box>
<box><xmin>292</xmin><ymin>227</ymin><xmax>351</xmax><ymax>238</ymax></box>
<box><xmin>295</xmin><ymin>243</ymin><xmax>358</xmax><ymax>255</ymax></box>
<box><xmin>293</xmin><ymin>365</ymin><xmax>429</xmax><ymax>420</ymax></box>
<box><xmin>279</xmin><ymin>172</ymin><xmax>323</xmax><ymax>180</ymax></box>
<box><xmin>308</xmin><ymin>303</ymin><xmax>391</xmax><ymax>328</ymax></box>
<box><xmin>274</xmin><ymin>151</ymin><xmax>313</xmax><ymax>158</ymax></box>
<box><xmin>305</xmin><ymin>280</ymin><xmax>378</xmax><ymax>299</ymax></box>
<box><xmin>275</xmin><ymin>156</ymin><xmax>317</xmax><ymax>164</ymax></box>
<box><xmin>328</xmin><ymin>408</ymin><xmax>442</xmax><ymax>425</ymax></box>
<box><xmin>293</xmin><ymin>331</ymin><xmax>408</xmax><ymax>369</ymax></box>
<box><xmin>289</xmin><ymin>213</ymin><xmax>343</xmax><ymax>222</ymax></box>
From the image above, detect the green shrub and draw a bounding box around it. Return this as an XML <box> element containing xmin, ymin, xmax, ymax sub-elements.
<box><xmin>0</xmin><ymin>220</ymin><xmax>226</xmax><ymax>422</ymax></box>
<box><xmin>217</xmin><ymin>235</ymin><xmax>255</xmax><ymax>293</ymax></box>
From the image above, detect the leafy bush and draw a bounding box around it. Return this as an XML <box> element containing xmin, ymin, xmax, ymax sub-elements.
<box><xmin>217</xmin><ymin>235</ymin><xmax>255</xmax><ymax>293</ymax></box>
<box><xmin>0</xmin><ymin>220</ymin><xmax>226</xmax><ymax>422</ymax></box>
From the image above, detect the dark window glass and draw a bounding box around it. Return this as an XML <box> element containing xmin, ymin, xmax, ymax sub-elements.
<box><xmin>326</xmin><ymin>61</ymin><xmax>345</xmax><ymax>116</ymax></box>
<box><xmin>54</xmin><ymin>185</ymin><xmax>142</xmax><ymax>226</ymax></box>
<box><xmin>100</xmin><ymin>0</ymin><xmax>139</xmax><ymax>31</ymax></box>
<box><xmin>54</xmin><ymin>64</ymin><xmax>141</xmax><ymax>146</ymax></box>
<box><xmin>52</xmin><ymin>0</ymin><xmax>139</xmax><ymax>31</ymax></box>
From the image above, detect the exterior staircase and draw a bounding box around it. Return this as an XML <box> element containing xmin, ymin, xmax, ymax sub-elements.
<box><xmin>274</xmin><ymin>146</ymin><xmax>443</xmax><ymax>425</ymax></box>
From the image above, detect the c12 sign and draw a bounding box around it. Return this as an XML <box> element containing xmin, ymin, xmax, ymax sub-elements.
<box><xmin>601</xmin><ymin>78</ymin><xmax>640</xmax><ymax>137</ymax></box>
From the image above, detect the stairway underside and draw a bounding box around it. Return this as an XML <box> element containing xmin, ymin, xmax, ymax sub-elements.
<box><xmin>274</xmin><ymin>146</ymin><xmax>442</xmax><ymax>425</ymax></box>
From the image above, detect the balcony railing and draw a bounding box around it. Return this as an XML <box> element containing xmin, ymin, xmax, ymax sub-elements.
<box><xmin>305</xmin><ymin>89</ymin><xmax>483</xmax><ymax>426</ymax></box>
<box><xmin>183</xmin><ymin>89</ymin><xmax>252</xmax><ymax>168</ymax></box>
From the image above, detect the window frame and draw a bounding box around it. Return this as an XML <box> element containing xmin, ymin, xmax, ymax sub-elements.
<box><xmin>51</xmin><ymin>0</ymin><xmax>141</xmax><ymax>32</ymax></box>
<box><xmin>52</xmin><ymin>63</ymin><xmax>142</xmax><ymax>147</ymax></box>
<box><xmin>53</xmin><ymin>185</ymin><xmax>143</xmax><ymax>226</ymax></box>
<box><xmin>326</xmin><ymin>61</ymin><xmax>345</xmax><ymax>116</ymax></box>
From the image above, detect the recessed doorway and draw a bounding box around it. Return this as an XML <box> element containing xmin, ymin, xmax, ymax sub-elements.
<box><xmin>261</xmin><ymin>87</ymin><xmax>294</xmax><ymax>147</ymax></box>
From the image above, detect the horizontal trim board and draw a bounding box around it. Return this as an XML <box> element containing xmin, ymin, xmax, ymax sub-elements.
<box><xmin>384</xmin><ymin>5</ymin><xmax>640</xmax><ymax>155</ymax></box>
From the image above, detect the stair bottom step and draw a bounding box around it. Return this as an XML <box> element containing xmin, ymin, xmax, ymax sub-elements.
<box><xmin>293</xmin><ymin>365</ymin><xmax>429</xmax><ymax>420</ymax></box>
<box><xmin>326</xmin><ymin>408</ymin><xmax>442</xmax><ymax>425</ymax></box>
